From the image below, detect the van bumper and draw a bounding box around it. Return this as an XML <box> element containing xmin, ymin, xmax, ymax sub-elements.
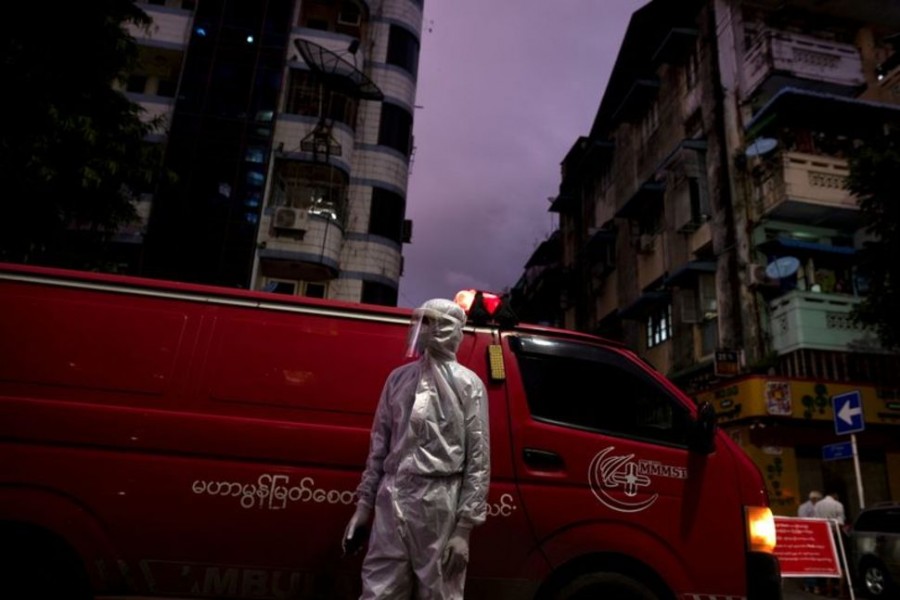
<box><xmin>746</xmin><ymin>551</ymin><xmax>782</xmax><ymax>600</ymax></box>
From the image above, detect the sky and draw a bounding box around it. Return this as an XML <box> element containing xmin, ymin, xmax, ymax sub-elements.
<box><xmin>396</xmin><ymin>0</ymin><xmax>648</xmax><ymax>309</ymax></box>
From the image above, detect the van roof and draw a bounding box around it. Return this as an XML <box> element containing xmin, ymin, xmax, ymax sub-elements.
<box><xmin>0</xmin><ymin>261</ymin><xmax>627</xmax><ymax>350</ymax></box>
<box><xmin>0</xmin><ymin>261</ymin><xmax>411</xmax><ymax>320</ymax></box>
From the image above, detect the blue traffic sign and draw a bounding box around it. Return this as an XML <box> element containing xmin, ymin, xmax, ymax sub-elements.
<box><xmin>823</xmin><ymin>441</ymin><xmax>853</xmax><ymax>461</ymax></box>
<box><xmin>832</xmin><ymin>391</ymin><xmax>864</xmax><ymax>435</ymax></box>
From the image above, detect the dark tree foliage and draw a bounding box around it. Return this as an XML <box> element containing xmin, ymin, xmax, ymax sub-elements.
<box><xmin>847</xmin><ymin>130</ymin><xmax>900</xmax><ymax>349</ymax></box>
<box><xmin>0</xmin><ymin>1</ymin><xmax>165</xmax><ymax>267</ymax></box>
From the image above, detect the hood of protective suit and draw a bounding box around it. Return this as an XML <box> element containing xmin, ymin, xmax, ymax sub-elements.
<box><xmin>409</xmin><ymin>298</ymin><xmax>467</xmax><ymax>361</ymax></box>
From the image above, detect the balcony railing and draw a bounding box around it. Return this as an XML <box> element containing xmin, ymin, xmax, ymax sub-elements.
<box><xmin>757</xmin><ymin>151</ymin><xmax>858</xmax><ymax>226</ymax></box>
<box><xmin>742</xmin><ymin>29</ymin><xmax>864</xmax><ymax>100</ymax></box>
<box><xmin>768</xmin><ymin>290</ymin><xmax>882</xmax><ymax>354</ymax></box>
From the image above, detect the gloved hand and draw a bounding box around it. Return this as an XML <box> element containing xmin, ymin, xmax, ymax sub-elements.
<box><xmin>442</xmin><ymin>526</ymin><xmax>471</xmax><ymax>577</ymax></box>
<box><xmin>342</xmin><ymin>504</ymin><xmax>372</xmax><ymax>556</ymax></box>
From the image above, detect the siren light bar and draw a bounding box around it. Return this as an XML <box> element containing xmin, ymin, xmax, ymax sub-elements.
<box><xmin>453</xmin><ymin>289</ymin><xmax>516</xmax><ymax>327</ymax></box>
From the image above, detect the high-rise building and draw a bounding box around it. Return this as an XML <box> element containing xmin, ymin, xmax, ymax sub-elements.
<box><xmin>121</xmin><ymin>0</ymin><xmax>422</xmax><ymax>305</ymax></box>
<box><xmin>510</xmin><ymin>0</ymin><xmax>900</xmax><ymax>516</ymax></box>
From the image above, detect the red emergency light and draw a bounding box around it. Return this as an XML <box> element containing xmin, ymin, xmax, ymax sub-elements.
<box><xmin>455</xmin><ymin>289</ymin><xmax>501</xmax><ymax>315</ymax></box>
<box><xmin>454</xmin><ymin>289</ymin><xmax>516</xmax><ymax>327</ymax></box>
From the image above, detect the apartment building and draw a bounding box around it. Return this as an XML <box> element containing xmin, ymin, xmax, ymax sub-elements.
<box><xmin>510</xmin><ymin>0</ymin><xmax>900</xmax><ymax>516</ymax></box>
<box><xmin>118</xmin><ymin>0</ymin><xmax>422</xmax><ymax>305</ymax></box>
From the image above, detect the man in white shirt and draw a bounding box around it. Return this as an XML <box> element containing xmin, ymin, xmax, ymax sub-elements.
<box><xmin>798</xmin><ymin>490</ymin><xmax>822</xmax><ymax>518</ymax></box>
<box><xmin>814</xmin><ymin>491</ymin><xmax>846</xmax><ymax>525</ymax></box>
<box><xmin>813</xmin><ymin>492</ymin><xmax>847</xmax><ymax>596</ymax></box>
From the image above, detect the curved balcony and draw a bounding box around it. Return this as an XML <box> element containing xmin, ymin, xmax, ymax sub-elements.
<box><xmin>256</xmin><ymin>209</ymin><xmax>345</xmax><ymax>283</ymax></box>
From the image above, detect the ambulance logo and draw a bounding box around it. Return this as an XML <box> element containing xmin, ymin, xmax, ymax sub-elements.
<box><xmin>588</xmin><ymin>447</ymin><xmax>687</xmax><ymax>513</ymax></box>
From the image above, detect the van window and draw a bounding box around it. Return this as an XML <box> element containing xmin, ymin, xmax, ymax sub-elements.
<box><xmin>510</xmin><ymin>336</ymin><xmax>690</xmax><ymax>447</ymax></box>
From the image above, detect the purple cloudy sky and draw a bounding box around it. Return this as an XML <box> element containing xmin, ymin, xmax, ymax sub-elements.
<box><xmin>396</xmin><ymin>0</ymin><xmax>647</xmax><ymax>308</ymax></box>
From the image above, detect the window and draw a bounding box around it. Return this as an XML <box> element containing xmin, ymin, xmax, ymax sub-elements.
<box><xmin>512</xmin><ymin>337</ymin><xmax>690</xmax><ymax>446</ymax></box>
<box><xmin>265</xmin><ymin>280</ymin><xmax>297</xmax><ymax>295</ymax></box>
<box><xmin>854</xmin><ymin>507</ymin><xmax>900</xmax><ymax>533</ymax></box>
<box><xmin>157</xmin><ymin>79</ymin><xmax>178</xmax><ymax>97</ymax></box>
<box><xmin>270</xmin><ymin>161</ymin><xmax>348</xmax><ymax>224</ymax></box>
<box><xmin>305</xmin><ymin>282</ymin><xmax>326</xmax><ymax>298</ymax></box>
<box><xmin>700</xmin><ymin>317</ymin><xmax>717</xmax><ymax>357</ymax></box>
<box><xmin>369</xmin><ymin>187</ymin><xmax>405</xmax><ymax>242</ymax></box>
<box><xmin>378</xmin><ymin>103</ymin><xmax>413</xmax><ymax>155</ymax></box>
<box><xmin>698</xmin><ymin>274</ymin><xmax>717</xmax><ymax>318</ymax></box>
<box><xmin>338</xmin><ymin>2</ymin><xmax>361</xmax><ymax>25</ymax></box>
<box><xmin>640</xmin><ymin>102</ymin><xmax>659</xmax><ymax>145</ymax></box>
<box><xmin>264</xmin><ymin>279</ymin><xmax>327</xmax><ymax>298</ymax></box>
<box><xmin>685</xmin><ymin>41</ymin><xmax>700</xmax><ymax>89</ymax></box>
<box><xmin>647</xmin><ymin>303</ymin><xmax>672</xmax><ymax>348</ymax></box>
<box><xmin>298</xmin><ymin>0</ymin><xmax>363</xmax><ymax>37</ymax></box>
<box><xmin>126</xmin><ymin>75</ymin><xmax>148</xmax><ymax>94</ymax></box>
<box><xmin>361</xmin><ymin>281</ymin><xmax>397</xmax><ymax>306</ymax></box>
<box><xmin>386</xmin><ymin>24</ymin><xmax>420</xmax><ymax>77</ymax></box>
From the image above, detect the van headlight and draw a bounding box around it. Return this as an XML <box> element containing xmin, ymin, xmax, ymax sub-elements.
<box><xmin>745</xmin><ymin>506</ymin><xmax>776</xmax><ymax>553</ymax></box>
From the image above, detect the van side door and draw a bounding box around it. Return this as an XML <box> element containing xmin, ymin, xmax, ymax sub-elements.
<box><xmin>503</xmin><ymin>334</ymin><xmax>744</xmax><ymax>598</ymax></box>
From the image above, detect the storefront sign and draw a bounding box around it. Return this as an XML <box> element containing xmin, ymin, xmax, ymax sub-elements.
<box><xmin>714</xmin><ymin>349</ymin><xmax>741</xmax><ymax>377</ymax></box>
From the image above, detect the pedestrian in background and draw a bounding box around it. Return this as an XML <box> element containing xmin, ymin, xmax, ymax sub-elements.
<box><xmin>798</xmin><ymin>490</ymin><xmax>824</xmax><ymax>593</ymax></box>
<box><xmin>814</xmin><ymin>491</ymin><xmax>847</xmax><ymax>598</ymax></box>
<box><xmin>814</xmin><ymin>491</ymin><xmax>845</xmax><ymax>525</ymax></box>
<box><xmin>798</xmin><ymin>490</ymin><xmax>822</xmax><ymax>518</ymax></box>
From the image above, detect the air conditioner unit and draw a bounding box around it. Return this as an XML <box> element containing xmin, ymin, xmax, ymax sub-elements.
<box><xmin>637</xmin><ymin>234</ymin><xmax>655</xmax><ymax>254</ymax></box>
<box><xmin>274</xmin><ymin>207</ymin><xmax>309</xmax><ymax>231</ymax></box>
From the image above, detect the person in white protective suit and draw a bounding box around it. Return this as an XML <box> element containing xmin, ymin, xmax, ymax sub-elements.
<box><xmin>343</xmin><ymin>298</ymin><xmax>490</xmax><ymax>599</ymax></box>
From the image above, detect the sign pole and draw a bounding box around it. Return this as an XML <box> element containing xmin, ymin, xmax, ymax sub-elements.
<box><xmin>831</xmin><ymin>519</ymin><xmax>856</xmax><ymax>600</ymax></box>
<box><xmin>850</xmin><ymin>433</ymin><xmax>865</xmax><ymax>509</ymax></box>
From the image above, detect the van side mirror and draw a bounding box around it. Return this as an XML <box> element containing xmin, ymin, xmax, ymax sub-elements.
<box><xmin>690</xmin><ymin>401</ymin><xmax>717</xmax><ymax>454</ymax></box>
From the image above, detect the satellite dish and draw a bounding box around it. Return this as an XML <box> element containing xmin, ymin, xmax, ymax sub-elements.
<box><xmin>745</xmin><ymin>137</ymin><xmax>779</xmax><ymax>158</ymax></box>
<box><xmin>293</xmin><ymin>38</ymin><xmax>383</xmax><ymax>101</ymax></box>
<box><xmin>765</xmin><ymin>256</ymin><xmax>800</xmax><ymax>280</ymax></box>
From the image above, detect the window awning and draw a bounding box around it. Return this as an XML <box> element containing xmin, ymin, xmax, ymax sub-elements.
<box><xmin>615</xmin><ymin>181</ymin><xmax>665</xmax><ymax>219</ymax></box>
<box><xmin>663</xmin><ymin>260</ymin><xmax>716</xmax><ymax>287</ymax></box>
<box><xmin>617</xmin><ymin>290</ymin><xmax>669</xmax><ymax>320</ymax></box>
<box><xmin>746</xmin><ymin>86</ymin><xmax>900</xmax><ymax>138</ymax></box>
<box><xmin>525</xmin><ymin>232</ymin><xmax>561</xmax><ymax>268</ymax></box>
<box><xmin>652</xmin><ymin>27</ymin><xmax>699</xmax><ymax>65</ymax></box>
<box><xmin>611</xmin><ymin>77</ymin><xmax>661</xmax><ymax>123</ymax></box>
<box><xmin>758</xmin><ymin>237</ymin><xmax>856</xmax><ymax>258</ymax></box>
<box><xmin>549</xmin><ymin>193</ymin><xmax>575</xmax><ymax>214</ymax></box>
<box><xmin>586</xmin><ymin>228</ymin><xmax>616</xmax><ymax>250</ymax></box>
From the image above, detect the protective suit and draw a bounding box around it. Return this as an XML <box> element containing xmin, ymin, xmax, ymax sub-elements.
<box><xmin>344</xmin><ymin>298</ymin><xmax>490</xmax><ymax>600</ymax></box>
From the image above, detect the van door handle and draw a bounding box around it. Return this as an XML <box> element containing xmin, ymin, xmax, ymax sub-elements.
<box><xmin>523</xmin><ymin>448</ymin><xmax>564</xmax><ymax>471</ymax></box>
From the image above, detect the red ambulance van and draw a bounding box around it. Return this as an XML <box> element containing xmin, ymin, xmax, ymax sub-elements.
<box><xmin>0</xmin><ymin>262</ymin><xmax>781</xmax><ymax>599</ymax></box>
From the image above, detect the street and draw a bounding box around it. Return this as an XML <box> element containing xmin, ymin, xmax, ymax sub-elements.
<box><xmin>782</xmin><ymin>578</ymin><xmax>856</xmax><ymax>600</ymax></box>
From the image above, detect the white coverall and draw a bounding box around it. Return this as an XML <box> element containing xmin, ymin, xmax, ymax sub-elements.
<box><xmin>348</xmin><ymin>298</ymin><xmax>490</xmax><ymax>599</ymax></box>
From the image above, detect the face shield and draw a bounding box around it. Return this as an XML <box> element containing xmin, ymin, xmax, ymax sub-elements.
<box><xmin>405</xmin><ymin>299</ymin><xmax>467</xmax><ymax>359</ymax></box>
<box><xmin>405</xmin><ymin>309</ymin><xmax>435</xmax><ymax>358</ymax></box>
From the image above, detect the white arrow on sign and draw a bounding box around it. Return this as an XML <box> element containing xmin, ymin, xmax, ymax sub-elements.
<box><xmin>838</xmin><ymin>401</ymin><xmax>862</xmax><ymax>425</ymax></box>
